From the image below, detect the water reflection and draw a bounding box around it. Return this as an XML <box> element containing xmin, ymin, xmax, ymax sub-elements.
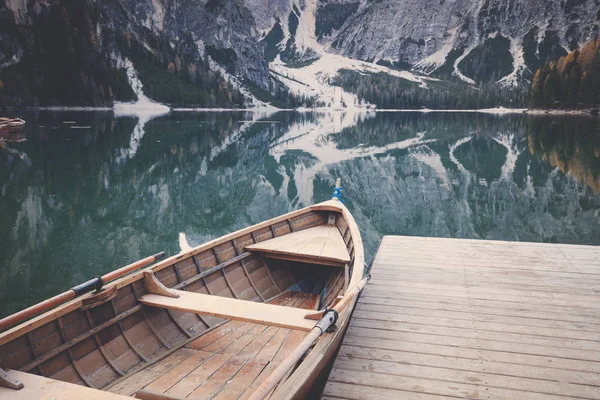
<box><xmin>527</xmin><ymin>116</ymin><xmax>600</xmax><ymax>194</ymax></box>
<box><xmin>0</xmin><ymin>110</ymin><xmax>599</xmax><ymax>317</ymax></box>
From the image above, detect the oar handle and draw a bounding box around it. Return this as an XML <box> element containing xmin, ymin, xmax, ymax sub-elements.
<box><xmin>248</xmin><ymin>276</ymin><xmax>370</xmax><ymax>400</ymax></box>
<box><xmin>247</xmin><ymin>313</ymin><xmax>335</xmax><ymax>400</ymax></box>
<box><xmin>0</xmin><ymin>252</ymin><xmax>166</xmax><ymax>332</ymax></box>
<box><xmin>332</xmin><ymin>276</ymin><xmax>369</xmax><ymax>313</ymax></box>
<box><xmin>0</xmin><ymin>292</ymin><xmax>75</xmax><ymax>332</ymax></box>
<box><xmin>102</xmin><ymin>252</ymin><xmax>166</xmax><ymax>282</ymax></box>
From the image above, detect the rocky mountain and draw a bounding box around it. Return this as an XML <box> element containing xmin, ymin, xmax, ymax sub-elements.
<box><xmin>0</xmin><ymin>0</ymin><xmax>272</xmax><ymax>107</ymax></box>
<box><xmin>246</xmin><ymin>0</ymin><xmax>599</xmax><ymax>105</ymax></box>
<box><xmin>0</xmin><ymin>0</ymin><xmax>598</xmax><ymax>107</ymax></box>
<box><xmin>260</xmin><ymin>0</ymin><xmax>599</xmax><ymax>82</ymax></box>
<box><xmin>316</xmin><ymin>0</ymin><xmax>598</xmax><ymax>82</ymax></box>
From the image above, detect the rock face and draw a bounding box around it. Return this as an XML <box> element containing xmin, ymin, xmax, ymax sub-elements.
<box><xmin>315</xmin><ymin>0</ymin><xmax>599</xmax><ymax>84</ymax></box>
<box><xmin>0</xmin><ymin>0</ymin><xmax>269</xmax><ymax>106</ymax></box>
<box><xmin>112</xmin><ymin>0</ymin><xmax>270</xmax><ymax>89</ymax></box>
<box><xmin>246</xmin><ymin>0</ymin><xmax>599</xmax><ymax>85</ymax></box>
<box><xmin>0</xmin><ymin>0</ymin><xmax>597</xmax><ymax>106</ymax></box>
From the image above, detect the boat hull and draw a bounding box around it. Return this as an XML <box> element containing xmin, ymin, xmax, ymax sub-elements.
<box><xmin>0</xmin><ymin>200</ymin><xmax>365</xmax><ymax>399</ymax></box>
<box><xmin>0</xmin><ymin>118</ymin><xmax>25</xmax><ymax>133</ymax></box>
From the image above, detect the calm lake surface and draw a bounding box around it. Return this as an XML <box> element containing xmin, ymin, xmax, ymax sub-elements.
<box><xmin>1</xmin><ymin>110</ymin><xmax>599</xmax><ymax>318</ymax></box>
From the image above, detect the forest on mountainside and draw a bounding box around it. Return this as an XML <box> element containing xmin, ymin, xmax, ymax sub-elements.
<box><xmin>0</xmin><ymin>1</ymin><xmax>247</xmax><ymax>108</ymax></box>
<box><xmin>0</xmin><ymin>0</ymin><xmax>320</xmax><ymax>109</ymax></box>
<box><xmin>529</xmin><ymin>38</ymin><xmax>600</xmax><ymax>109</ymax></box>
<box><xmin>332</xmin><ymin>70</ymin><xmax>527</xmax><ymax>109</ymax></box>
<box><xmin>120</xmin><ymin>37</ymin><xmax>246</xmax><ymax>108</ymax></box>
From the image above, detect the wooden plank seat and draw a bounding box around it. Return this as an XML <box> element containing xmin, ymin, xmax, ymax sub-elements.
<box><xmin>245</xmin><ymin>225</ymin><xmax>351</xmax><ymax>267</ymax></box>
<box><xmin>0</xmin><ymin>370</ymin><xmax>132</xmax><ymax>399</ymax></box>
<box><xmin>139</xmin><ymin>290</ymin><xmax>317</xmax><ymax>332</ymax></box>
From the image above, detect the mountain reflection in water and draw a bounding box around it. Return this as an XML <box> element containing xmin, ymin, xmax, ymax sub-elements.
<box><xmin>0</xmin><ymin>110</ymin><xmax>599</xmax><ymax>318</ymax></box>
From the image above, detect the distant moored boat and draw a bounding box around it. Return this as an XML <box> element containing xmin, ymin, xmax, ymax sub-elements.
<box><xmin>0</xmin><ymin>118</ymin><xmax>25</xmax><ymax>133</ymax></box>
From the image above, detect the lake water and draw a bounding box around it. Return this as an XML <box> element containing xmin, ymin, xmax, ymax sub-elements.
<box><xmin>1</xmin><ymin>110</ymin><xmax>599</xmax><ymax>318</ymax></box>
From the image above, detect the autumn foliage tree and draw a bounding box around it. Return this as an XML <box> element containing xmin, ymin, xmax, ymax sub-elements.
<box><xmin>530</xmin><ymin>38</ymin><xmax>600</xmax><ymax>108</ymax></box>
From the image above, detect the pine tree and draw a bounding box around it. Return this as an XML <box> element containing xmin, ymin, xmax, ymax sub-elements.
<box><xmin>530</xmin><ymin>69</ymin><xmax>544</xmax><ymax>107</ymax></box>
<box><xmin>577</xmin><ymin>40</ymin><xmax>596</xmax><ymax>104</ymax></box>
<box><xmin>174</xmin><ymin>56</ymin><xmax>182</xmax><ymax>74</ymax></box>
<box><xmin>567</xmin><ymin>65</ymin><xmax>581</xmax><ymax>106</ymax></box>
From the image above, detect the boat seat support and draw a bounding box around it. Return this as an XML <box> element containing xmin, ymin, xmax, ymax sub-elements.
<box><xmin>0</xmin><ymin>370</ymin><xmax>131</xmax><ymax>399</ymax></box>
<box><xmin>0</xmin><ymin>368</ymin><xmax>23</xmax><ymax>390</ymax></box>
<box><xmin>143</xmin><ymin>271</ymin><xmax>179</xmax><ymax>298</ymax></box>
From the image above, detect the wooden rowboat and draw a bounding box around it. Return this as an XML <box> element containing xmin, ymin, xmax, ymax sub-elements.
<box><xmin>0</xmin><ymin>182</ymin><xmax>366</xmax><ymax>400</ymax></box>
<box><xmin>0</xmin><ymin>118</ymin><xmax>25</xmax><ymax>133</ymax></box>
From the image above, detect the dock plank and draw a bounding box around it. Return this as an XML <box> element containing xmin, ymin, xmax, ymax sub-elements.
<box><xmin>358</xmin><ymin>294</ymin><xmax>600</xmax><ymax>324</ymax></box>
<box><xmin>323</xmin><ymin>235</ymin><xmax>600</xmax><ymax>400</ymax></box>
<box><xmin>356</xmin><ymin>302</ymin><xmax>600</xmax><ymax>331</ymax></box>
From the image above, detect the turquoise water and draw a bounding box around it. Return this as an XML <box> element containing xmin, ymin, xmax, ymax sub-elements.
<box><xmin>1</xmin><ymin>110</ymin><xmax>599</xmax><ymax>318</ymax></box>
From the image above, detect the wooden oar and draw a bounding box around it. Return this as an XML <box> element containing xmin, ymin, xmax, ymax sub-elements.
<box><xmin>0</xmin><ymin>251</ymin><xmax>166</xmax><ymax>331</ymax></box>
<box><xmin>247</xmin><ymin>276</ymin><xmax>370</xmax><ymax>400</ymax></box>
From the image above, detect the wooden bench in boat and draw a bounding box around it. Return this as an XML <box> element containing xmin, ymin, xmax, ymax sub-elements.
<box><xmin>139</xmin><ymin>289</ymin><xmax>317</xmax><ymax>331</ymax></box>
<box><xmin>245</xmin><ymin>225</ymin><xmax>350</xmax><ymax>267</ymax></box>
<box><xmin>0</xmin><ymin>370</ymin><xmax>132</xmax><ymax>399</ymax></box>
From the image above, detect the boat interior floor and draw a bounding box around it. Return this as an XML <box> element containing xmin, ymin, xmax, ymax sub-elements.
<box><xmin>107</xmin><ymin>291</ymin><xmax>319</xmax><ymax>400</ymax></box>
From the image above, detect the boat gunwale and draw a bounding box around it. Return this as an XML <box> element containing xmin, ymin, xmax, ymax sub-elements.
<box><xmin>0</xmin><ymin>200</ymin><xmax>352</xmax><ymax>347</ymax></box>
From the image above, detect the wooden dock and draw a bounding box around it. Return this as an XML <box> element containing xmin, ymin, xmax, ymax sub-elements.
<box><xmin>323</xmin><ymin>235</ymin><xmax>600</xmax><ymax>400</ymax></box>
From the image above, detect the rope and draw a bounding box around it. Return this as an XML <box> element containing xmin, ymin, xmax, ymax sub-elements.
<box><xmin>332</xmin><ymin>186</ymin><xmax>344</xmax><ymax>203</ymax></box>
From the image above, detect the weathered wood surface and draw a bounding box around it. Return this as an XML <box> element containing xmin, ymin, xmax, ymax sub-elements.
<box><xmin>0</xmin><ymin>370</ymin><xmax>132</xmax><ymax>399</ymax></box>
<box><xmin>139</xmin><ymin>289</ymin><xmax>317</xmax><ymax>331</ymax></box>
<box><xmin>109</xmin><ymin>292</ymin><xmax>318</xmax><ymax>399</ymax></box>
<box><xmin>246</xmin><ymin>225</ymin><xmax>350</xmax><ymax>266</ymax></box>
<box><xmin>323</xmin><ymin>235</ymin><xmax>600</xmax><ymax>400</ymax></box>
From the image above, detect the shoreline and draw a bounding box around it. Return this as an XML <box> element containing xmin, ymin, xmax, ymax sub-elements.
<box><xmin>523</xmin><ymin>108</ymin><xmax>599</xmax><ymax>116</ymax></box>
<box><xmin>13</xmin><ymin>106</ymin><xmax>598</xmax><ymax>116</ymax></box>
